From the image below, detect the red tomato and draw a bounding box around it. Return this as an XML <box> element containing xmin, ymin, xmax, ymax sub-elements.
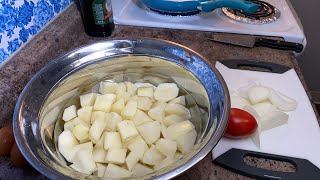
<box><xmin>224</xmin><ymin>108</ymin><xmax>258</xmax><ymax>138</ymax></box>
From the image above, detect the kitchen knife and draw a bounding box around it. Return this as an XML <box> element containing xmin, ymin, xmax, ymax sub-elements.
<box><xmin>208</xmin><ymin>33</ymin><xmax>304</xmax><ymax>53</ymax></box>
<box><xmin>213</xmin><ymin>148</ymin><xmax>320</xmax><ymax>180</ymax></box>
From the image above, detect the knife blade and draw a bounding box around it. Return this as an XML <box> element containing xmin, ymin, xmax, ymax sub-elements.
<box><xmin>208</xmin><ymin>33</ymin><xmax>303</xmax><ymax>53</ymax></box>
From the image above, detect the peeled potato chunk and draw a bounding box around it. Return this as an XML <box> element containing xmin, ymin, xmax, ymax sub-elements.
<box><xmin>104</xmin><ymin>132</ymin><xmax>122</xmax><ymax>150</ymax></box>
<box><xmin>121</xmin><ymin>100</ymin><xmax>137</xmax><ymax>119</ymax></box>
<box><xmin>71</xmin><ymin>148</ymin><xmax>96</xmax><ymax>175</ymax></box>
<box><xmin>137</xmin><ymin>121</ymin><xmax>161</xmax><ymax>145</ymax></box>
<box><xmin>137</xmin><ymin>86</ymin><xmax>154</xmax><ymax>98</ymax></box>
<box><xmin>117</xmin><ymin>120</ymin><xmax>139</xmax><ymax>141</ymax></box>
<box><xmin>99</xmin><ymin>81</ymin><xmax>117</xmax><ymax>94</ymax></box>
<box><xmin>142</xmin><ymin>145</ymin><xmax>165</xmax><ymax>166</ymax></box>
<box><xmin>125</xmin><ymin>81</ymin><xmax>138</xmax><ymax>95</ymax></box>
<box><xmin>137</xmin><ymin>97</ymin><xmax>153</xmax><ymax>111</ymax></box>
<box><xmin>154</xmin><ymin>83</ymin><xmax>179</xmax><ymax>102</ymax></box>
<box><xmin>128</xmin><ymin>136</ymin><xmax>149</xmax><ymax>158</ymax></box>
<box><xmin>167</xmin><ymin>120</ymin><xmax>194</xmax><ymax>140</ymax></box>
<box><xmin>176</xmin><ymin>129</ymin><xmax>197</xmax><ymax>154</ymax></box>
<box><xmin>89</xmin><ymin>115</ymin><xmax>108</xmax><ymax>144</ymax></box>
<box><xmin>64</xmin><ymin>117</ymin><xmax>81</xmax><ymax>131</ymax></box>
<box><xmin>105</xmin><ymin>148</ymin><xmax>127</xmax><ymax>164</ymax></box>
<box><xmin>155</xmin><ymin>138</ymin><xmax>177</xmax><ymax>158</ymax></box>
<box><xmin>62</xmin><ymin>105</ymin><xmax>77</xmax><ymax>122</ymax></box>
<box><xmin>163</xmin><ymin>114</ymin><xmax>184</xmax><ymax>127</ymax></box>
<box><xmin>112</xmin><ymin>98</ymin><xmax>125</xmax><ymax>114</ymax></box>
<box><xmin>132</xmin><ymin>109</ymin><xmax>153</xmax><ymax>126</ymax></box>
<box><xmin>126</xmin><ymin>151</ymin><xmax>140</xmax><ymax>171</ymax></box>
<box><xmin>165</xmin><ymin>104</ymin><xmax>191</xmax><ymax>119</ymax></box>
<box><xmin>168</xmin><ymin>96</ymin><xmax>186</xmax><ymax>106</ymax></box>
<box><xmin>104</xmin><ymin>163</ymin><xmax>132</xmax><ymax>178</ymax></box>
<box><xmin>105</xmin><ymin>112</ymin><xmax>122</xmax><ymax>132</ymax></box>
<box><xmin>132</xmin><ymin>163</ymin><xmax>154</xmax><ymax>176</ymax></box>
<box><xmin>95</xmin><ymin>163</ymin><xmax>107</xmax><ymax>177</ymax></box>
<box><xmin>80</xmin><ymin>93</ymin><xmax>97</xmax><ymax>107</ymax></box>
<box><xmin>58</xmin><ymin>130</ymin><xmax>79</xmax><ymax>162</ymax></box>
<box><xmin>72</xmin><ymin>122</ymin><xmax>90</xmax><ymax>141</ymax></box>
<box><xmin>77</xmin><ymin>106</ymin><xmax>93</xmax><ymax>123</ymax></box>
<box><xmin>90</xmin><ymin>111</ymin><xmax>105</xmax><ymax>124</ymax></box>
<box><xmin>148</xmin><ymin>102</ymin><xmax>166</xmax><ymax>122</ymax></box>
<box><xmin>93</xmin><ymin>94</ymin><xmax>116</xmax><ymax>112</ymax></box>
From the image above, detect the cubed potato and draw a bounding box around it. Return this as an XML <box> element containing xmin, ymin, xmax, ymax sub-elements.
<box><xmin>105</xmin><ymin>148</ymin><xmax>127</xmax><ymax>164</ymax></box>
<box><xmin>77</xmin><ymin>106</ymin><xmax>93</xmax><ymax>123</ymax></box>
<box><xmin>94</xmin><ymin>163</ymin><xmax>107</xmax><ymax>177</ymax></box>
<box><xmin>111</xmin><ymin>98</ymin><xmax>125</xmax><ymax>114</ymax></box>
<box><xmin>62</xmin><ymin>105</ymin><xmax>77</xmax><ymax>121</ymax></box>
<box><xmin>168</xmin><ymin>96</ymin><xmax>186</xmax><ymax>106</ymax></box>
<box><xmin>126</xmin><ymin>151</ymin><xmax>140</xmax><ymax>171</ymax></box>
<box><xmin>117</xmin><ymin>120</ymin><xmax>139</xmax><ymax>141</ymax></box>
<box><xmin>167</xmin><ymin>120</ymin><xmax>195</xmax><ymax>140</ymax></box>
<box><xmin>125</xmin><ymin>81</ymin><xmax>138</xmax><ymax>95</ymax></box>
<box><xmin>163</xmin><ymin>114</ymin><xmax>185</xmax><ymax>126</ymax></box>
<box><xmin>93</xmin><ymin>135</ymin><xmax>107</xmax><ymax>163</ymax></box>
<box><xmin>161</xmin><ymin>124</ymin><xmax>168</xmax><ymax>139</ymax></box>
<box><xmin>93</xmin><ymin>94</ymin><xmax>116</xmax><ymax>112</ymax></box>
<box><xmin>116</xmin><ymin>92</ymin><xmax>131</xmax><ymax>103</ymax></box>
<box><xmin>142</xmin><ymin>145</ymin><xmax>165</xmax><ymax>166</ymax></box>
<box><xmin>99</xmin><ymin>81</ymin><xmax>117</xmax><ymax>94</ymax></box>
<box><xmin>92</xmin><ymin>147</ymin><xmax>107</xmax><ymax>163</ymax></box>
<box><xmin>137</xmin><ymin>121</ymin><xmax>161</xmax><ymax>145</ymax></box>
<box><xmin>104</xmin><ymin>132</ymin><xmax>122</xmax><ymax>150</ymax></box>
<box><xmin>137</xmin><ymin>97</ymin><xmax>153</xmax><ymax>111</ymax></box>
<box><xmin>58</xmin><ymin>130</ymin><xmax>79</xmax><ymax>162</ymax></box>
<box><xmin>155</xmin><ymin>138</ymin><xmax>177</xmax><ymax>157</ymax></box>
<box><xmin>89</xmin><ymin>115</ymin><xmax>108</xmax><ymax>144</ymax></box>
<box><xmin>165</xmin><ymin>104</ymin><xmax>191</xmax><ymax>119</ymax></box>
<box><xmin>148</xmin><ymin>102</ymin><xmax>166</xmax><ymax>122</ymax></box>
<box><xmin>64</xmin><ymin>117</ymin><xmax>81</xmax><ymax>131</ymax></box>
<box><xmin>154</xmin><ymin>83</ymin><xmax>179</xmax><ymax>102</ymax></box>
<box><xmin>154</xmin><ymin>156</ymin><xmax>174</xmax><ymax>171</ymax></box>
<box><xmin>127</xmin><ymin>136</ymin><xmax>149</xmax><ymax>158</ymax></box>
<box><xmin>132</xmin><ymin>163</ymin><xmax>154</xmax><ymax>176</ymax></box>
<box><xmin>132</xmin><ymin>109</ymin><xmax>153</xmax><ymax>126</ymax></box>
<box><xmin>104</xmin><ymin>163</ymin><xmax>132</xmax><ymax>178</ymax></box>
<box><xmin>79</xmin><ymin>136</ymin><xmax>90</xmax><ymax>144</ymax></box>
<box><xmin>116</xmin><ymin>83</ymin><xmax>127</xmax><ymax>94</ymax></box>
<box><xmin>71</xmin><ymin>149</ymin><xmax>96</xmax><ymax>175</ymax></box>
<box><xmin>90</xmin><ymin>111</ymin><xmax>105</xmax><ymax>124</ymax></box>
<box><xmin>137</xmin><ymin>86</ymin><xmax>154</xmax><ymax>98</ymax></box>
<box><xmin>80</xmin><ymin>93</ymin><xmax>97</xmax><ymax>107</ymax></box>
<box><xmin>105</xmin><ymin>112</ymin><xmax>122</xmax><ymax>132</ymax></box>
<box><xmin>176</xmin><ymin>129</ymin><xmax>197</xmax><ymax>154</ymax></box>
<box><xmin>72</xmin><ymin>142</ymin><xmax>94</xmax><ymax>160</ymax></box>
<box><xmin>121</xmin><ymin>100</ymin><xmax>137</xmax><ymax>119</ymax></box>
<box><xmin>122</xmin><ymin>135</ymin><xmax>142</xmax><ymax>149</ymax></box>
<box><xmin>72</xmin><ymin>122</ymin><xmax>90</xmax><ymax>141</ymax></box>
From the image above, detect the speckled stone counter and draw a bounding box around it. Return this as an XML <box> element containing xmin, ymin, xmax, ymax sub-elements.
<box><xmin>0</xmin><ymin>3</ymin><xmax>316</xmax><ymax>180</ymax></box>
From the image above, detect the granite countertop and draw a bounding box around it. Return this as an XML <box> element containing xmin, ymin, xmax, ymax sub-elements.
<box><xmin>0</xmin><ymin>3</ymin><xmax>316</xmax><ymax>180</ymax></box>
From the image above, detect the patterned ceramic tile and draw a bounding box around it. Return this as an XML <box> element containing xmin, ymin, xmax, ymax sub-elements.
<box><xmin>0</xmin><ymin>0</ymin><xmax>73</xmax><ymax>64</ymax></box>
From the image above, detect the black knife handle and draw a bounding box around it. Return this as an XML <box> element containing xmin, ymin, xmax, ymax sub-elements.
<box><xmin>220</xmin><ymin>59</ymin><xmax>290</xmax><ymax>74</ymax></box>
<box><xmin>213</xmin><ymin>148</ymin><xmax>320</xmax><ymax>180</ymax></box>
<box><xmin>255</xmin><ymin>38</ymin><xmax>304</xmax><ymax>53</ymax></box>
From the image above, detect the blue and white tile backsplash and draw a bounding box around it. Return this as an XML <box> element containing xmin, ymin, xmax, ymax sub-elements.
<box><xmin>0</xmin><ymin>0</ymin><xmax>74</xmax><ymax>64</ymax></box>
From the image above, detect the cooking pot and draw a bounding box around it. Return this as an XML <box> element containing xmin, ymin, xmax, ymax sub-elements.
<box><xmin>13</xmin><ymin>38</ymin><xmax>230</xmax><ymax>179</ymax></box>
<box><xmin>142</xmin><ymin>0</ymin><xmax>259</xmax><ymax>14</ymax></box>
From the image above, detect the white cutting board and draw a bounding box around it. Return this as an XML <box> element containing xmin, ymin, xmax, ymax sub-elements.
<box><xmin>212</xmin><ymin>62</ymin><xmax>320</xmax><ymax>169</ymax></box>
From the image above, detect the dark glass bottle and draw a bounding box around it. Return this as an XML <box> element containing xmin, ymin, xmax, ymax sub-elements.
<box><xmin>79</xmin><ymin>0</ymin><xmax>114</xmax><ymax>37</ymax></box>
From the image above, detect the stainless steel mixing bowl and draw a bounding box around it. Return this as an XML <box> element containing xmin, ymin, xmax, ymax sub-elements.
<box><xmin>13</xmin><ymin>38</ymin><xmax>230</xmax><ymax>179</ymax></box>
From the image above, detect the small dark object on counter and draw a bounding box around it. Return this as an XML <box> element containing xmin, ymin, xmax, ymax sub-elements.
<box><xmin>79</xmin><ymin>0</ymin><xmax>114</xmax><ymax>37</ymax></box>
<box><xmin>0</xmin><ymin>125</ymin><xmax>15</xmax><ymax>156</ymax></box>
<box><xmin>10</xmin><ymin>142</ymin><xmax>27</xmax><ymax>167</ymax></box>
